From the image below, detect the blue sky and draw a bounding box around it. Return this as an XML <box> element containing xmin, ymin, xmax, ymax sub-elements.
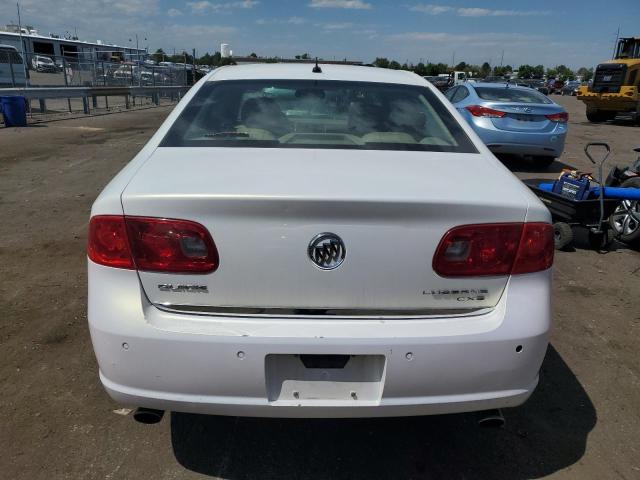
<box><xmin>3</xmin><ymin>0</ymin><xmax>639</xmax><ymax>68</ymax></box>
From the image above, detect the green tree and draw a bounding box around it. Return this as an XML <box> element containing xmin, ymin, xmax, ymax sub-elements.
<box><xmin>517</xmin><ymin>64</ymin><xmax>535</xmax><ymax>79</ymax></box>
<box><xmin>198</xmin><ymin>52</ymin><xmax>213</xmax><ymax>65</ymax></box>
<box><xmin>480</xmin><ymin>62</ymin><xmax>491</xmax><ymax>77</ymax></box>
<box><xmin>554</xmin><ymin>64</ymin><xmax>575</xmax><ymax>80</ymax></box>
<box><xmin>413</xmin><ymin>62</ymin><xmax>427</xmax><ymax>76</ymax></box>
<box><xmin>389</xmin><ymin>60</ymin><xmax>401</xmax><ymax>70</ymax></box>
<box><xmin>249</xmin><ymin>52</ymin><xmax>258</xmax><ymax>58</ymax></box>
<box><xmin>577</xmin><ymin>67</ymin><xmax>594</xmax><ymax>81</ymax></box>
<box><xmin>518</xmin><ymin>65</ymin><xmax>544</xmax><ymax>79</ymax></box>
<box><xmin>166</xmin><ymin>51</ymin><xmax>194</xmax><ymax>64</ymax></box>
<box><xmin>373</xmin><ymin>57</ymin><xmax>390</xmax><ymax>68</ymax></box>
<box><xmin>218</xmin><ymin>57</ymin><xmax>236</xmax><ymax>66</ymax></box>
<box><xmin>493</xmin><ymin>65</ymin><xmax>512</xmax><ymax>77</ymax></box>
<box><xmin>195</xmin><ymin>51</ymin><xmax>223</xmax><ymax>67</ymax></box>
<box><xmin>425</xmin><ymin>62</ymin><xmax>449</xmax><ymax>75</ymax></box>
<box><xmin>151</xmin><ymin>48</ymin><xmax>166</xmax><ymax>63</ymax></box>
<box><xmin>454</xmin><ymin>61</ymin><xmax>467</xmax><ymax>71</ymax></box>
<box><xmin>533</xmin><ymin>65</ymin><xmax>544</xmax><ymax>78</ymax></box>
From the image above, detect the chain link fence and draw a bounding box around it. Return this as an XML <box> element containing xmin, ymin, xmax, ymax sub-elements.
<box><xmin>1</xmin><ymin>50</ymin><xmax>193</xmax><ymax>88</ymax></box>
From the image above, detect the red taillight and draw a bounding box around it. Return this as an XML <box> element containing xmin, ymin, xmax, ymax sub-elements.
<box><xmin>512</xmin><ymin>223</ymin><xmax>554</xmax><ymax>274</ymax></box>
<box><xmin>545</xmin><ymin>111</ymin><xmax>568</xmax><ymax>122</ymax></box>
<box><xmin>88</xmin><ymin>215</ymin><xmax>218</xmax><ymax>273</ymax></box>
<box><xmin>88</xmin><ymin>215</ymin><xmax>134</xmax><ymax>269</ymax></box>
<box><xmin>465</xmin><ymin>105</ymin><xmax>506</xmax><ymax>118</ymax></box>
<box><xmin>433</xmin><ymin>222</ymin><xmax>553</xmax><ymax>277</ymax></box>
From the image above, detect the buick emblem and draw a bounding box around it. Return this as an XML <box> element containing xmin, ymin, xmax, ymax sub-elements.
<box><xmin>308</xmin><ymin>233</ymin><xmax>346</xmax><ymax>270</ymax></box>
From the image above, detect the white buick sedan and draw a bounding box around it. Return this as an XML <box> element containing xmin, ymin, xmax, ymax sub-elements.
<box><xmin>88</xmin><ymin>63</ymin><xmax>554</xmax><ymax>421</ymax></box>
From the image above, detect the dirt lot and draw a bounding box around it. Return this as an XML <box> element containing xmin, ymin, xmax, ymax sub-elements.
<box><xmin>1</xmin><ymin>96</ymin><xmax>639</xmax><ymax>479</ymax></box>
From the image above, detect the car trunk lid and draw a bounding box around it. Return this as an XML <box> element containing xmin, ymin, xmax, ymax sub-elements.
<box><xmin>121</xmin><ymin>147</ymin><xmax>532</xmax><ymax>316</ymax></box>
<box><xmin>488</xmin><ymin>103</ymin><xmax>562</xmax><ymax>132</ymax></box>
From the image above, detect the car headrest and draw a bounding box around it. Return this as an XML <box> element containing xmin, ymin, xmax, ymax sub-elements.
<box><xmin>240</xmin><ymin>97</ymin><xmax>284</xmax><ymax>123</ymax></box>
<box><xmin>348</xmin><ymin>101</ymin><xmax>386</xmax><ymax>133</ymax></box>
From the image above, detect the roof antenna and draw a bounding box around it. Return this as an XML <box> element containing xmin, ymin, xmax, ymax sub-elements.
<box><xmin>312</xmin><ymin>57</ymin><xmax>322</xmax><ymax>73</ymax></box>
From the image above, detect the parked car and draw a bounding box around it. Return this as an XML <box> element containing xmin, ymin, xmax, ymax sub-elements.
<box><xmin>547</xmin><ymin>78</ymin><xmax>565</xmax><ymax>94</ymax></box>
<box><xmin>561</xmin><ymin>80</ymin><xmax>581</xmax><ymax>96</ymax></box>
<box><xmin>139</xmin><ymin>69</ymin><xmax>170</xmax><ymax>85</ymax></box>
<box><xmin>523</xmin><ymin>79</ymin><xmax>550</xmax><ymax>96</ymax></box>
<box><xmin>88</xmin><ymin>64</ymin><xmax>554</xmax><ymax>421</ymax></box>
<box><xmin>0</xmin><ymin>44</ymin><xmax>27</xmax><ymax>86</ymax></box>
<box><xmin>445</xmin><ymin>82</ymin><xmax>568</xmax><ymax>167</ymax></box>
<box><xmin>31</xmin><ymin>54</ymin><xmax>57</xmax><ymax>73</ymax></box>
<box><xmin>113</xmin><ymin>64</ymin><xmax>139</xmax><ymax>82</ymax></box>
<box><xmin>605</xmin><ymin>146</ymin><xmax>640</xmax><ymax>247</ymax></box>
<box><xmin>482</xmin><ymin>76</ymin><xmax>507</xmax><ymax>83</ymax></box>
<box><xmin>95</xmin><ymin>63</ymin><xmax>121</xmax><ymax>86</ymax></box>
<box><xmin>423</xmin><ymin>75</ymin><xmax>451</xmax><ymax>91</ymax></box>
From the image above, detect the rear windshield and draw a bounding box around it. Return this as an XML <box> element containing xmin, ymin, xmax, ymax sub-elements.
<box><xmin>475</xmin><ymin>87</ymin><xmax>552</xmax><ymax>104</ymax></box>
<box><xmin>160</xmin><ymin>79</ymin><xmax>477</xmax><ymax>152</ymax></box>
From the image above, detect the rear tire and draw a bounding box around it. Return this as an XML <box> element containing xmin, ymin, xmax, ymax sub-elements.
<box><xmin>553</xmin><ymin>222</ymin><xmax>574</xmax><ymax>250</ymax></box>
<box><xmin>586</xmin><ymin>108</ymin><xmax>616</xmax><ymax>122</ymax></box>
<box><xmin>586</xmin><ymin>108</ymin><xmax>603</xmax><ymax>122</ymax></box>
<box><xmin>608</xmin><ymin>177</ymin><xmax>640</xmax><ymax>247</ymax></box>
<box><xmin>532</xmin><ymin>156</ymin><xmax>556</xmax><ymax>168</ymax></box>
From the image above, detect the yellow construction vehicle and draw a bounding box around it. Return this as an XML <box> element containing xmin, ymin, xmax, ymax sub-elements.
<box><xmin>578</xmin><ymin>37</ymin><xmax>640</xmax><ymax>122</ymax></box>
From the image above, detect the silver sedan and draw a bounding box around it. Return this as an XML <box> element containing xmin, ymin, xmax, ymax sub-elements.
<box><xmin>446</xmin><ymin>82</ymin><xmax>568</xmax><ymax>168</ymax></box>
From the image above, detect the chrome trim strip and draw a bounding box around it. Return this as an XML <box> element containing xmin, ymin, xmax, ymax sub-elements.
<box><xmin>154</xmin><ymin>304</ymin><xmax>490</xmax><ymax>319</ymax></box>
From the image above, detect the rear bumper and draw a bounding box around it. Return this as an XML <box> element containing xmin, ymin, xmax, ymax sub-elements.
<box><xmin>469</xmin><ymin>119</ymin><xmax>567</xmax><ymax>158</ymax></box>
<box><xmin>88</xmin><ymin>261</ymin><xmax>552</xmax><ymax>418</ymax></box>
<box><xmin>487</xmin><ymin>143</ymin><xmax>563</xmax><ymax>157</ymax></box>
<box><xmin>101</xmin><ymin>373</ymin><xmax>537</xmax><ymax>418</ymax></box>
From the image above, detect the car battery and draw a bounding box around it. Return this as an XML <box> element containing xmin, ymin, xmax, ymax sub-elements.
<box><xmin>552</xmin><ymin>172</ymin><xmax>591</xmax><ymax>200</ymax></box>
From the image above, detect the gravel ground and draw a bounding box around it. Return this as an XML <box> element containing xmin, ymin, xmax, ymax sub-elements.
<box><xmin>0</xmin><ymin>96</ymin><xmax>638</xmax><ymax>479</ymax></box>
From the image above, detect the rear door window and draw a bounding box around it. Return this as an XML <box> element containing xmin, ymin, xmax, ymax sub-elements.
<box><xmin>444</xmin><ymin>87</ymin><xmax>457</xmax><ymax>101</ymax></box>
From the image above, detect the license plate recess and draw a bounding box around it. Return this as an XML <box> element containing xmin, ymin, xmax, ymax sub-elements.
<box><xmin>265</xmin><ymin>354</ymin><xmax>386</xmax><ymax>404</ymax></box>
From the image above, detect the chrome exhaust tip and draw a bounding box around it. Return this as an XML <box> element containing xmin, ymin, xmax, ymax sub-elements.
<box><xmin>477</xmin><ymin>409</ymin><xmax>505</xmax><ymax>428</ymax></box>
<box><xmin>133</xmin><ymin>407</ymin><xmax>165</xmax><ymax>424</ymax></box>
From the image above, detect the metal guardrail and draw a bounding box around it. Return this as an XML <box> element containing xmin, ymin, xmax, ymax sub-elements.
<box><xmin>0</xmin><ymin>85</ymin><xmax>190</xmax><ymax>114</ymax></box>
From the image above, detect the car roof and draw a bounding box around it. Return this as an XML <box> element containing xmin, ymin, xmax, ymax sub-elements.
<box><xmin>207</xmin><ymin>63</ymin><xmax>426</xmax><ymax>86</ymax></box>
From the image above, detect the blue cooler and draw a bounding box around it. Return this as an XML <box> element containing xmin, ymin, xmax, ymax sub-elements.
<box><xmin>0</xmin><ymin>96</ymin><xmax>28</xmax><ymax>127</ymax></box>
